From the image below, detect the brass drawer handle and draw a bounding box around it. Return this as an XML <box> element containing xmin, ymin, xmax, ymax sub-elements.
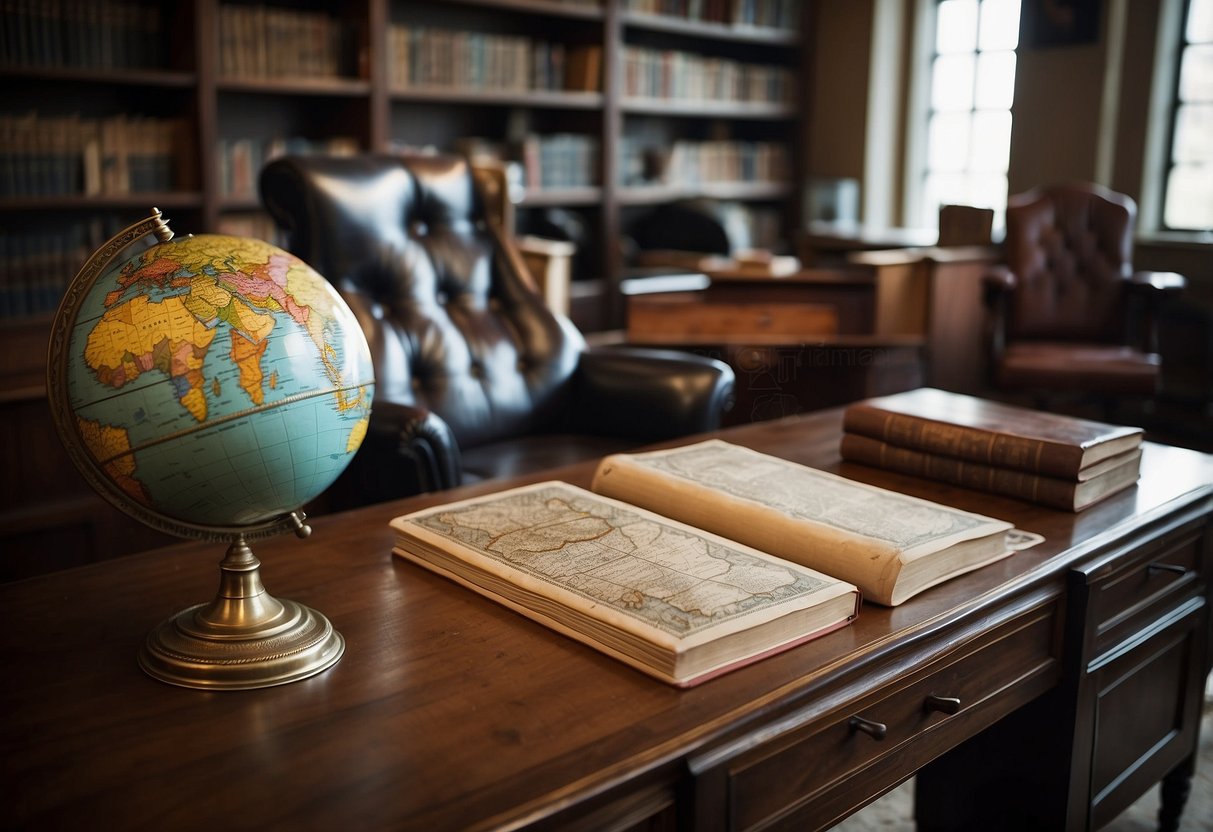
<box><xmin>848</xmin><ymin>716</ymin><xmax>888</xmax><ymax>740</ymax></box>
<box><xmin>1147</xmin><ymin>562</ymin><xmax>1187</xmax><ymax>576</ymax></box>
<box><xmin>924</xmin><ymin>694</ymin><xmax>961</xmax><ymax>715</ymax></box>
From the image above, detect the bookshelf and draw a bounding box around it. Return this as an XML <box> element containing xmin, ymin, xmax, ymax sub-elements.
<box><xmin>0</xmin><ymin>0</ymin><xmax>808</xmax><ymax>573</ymax></box>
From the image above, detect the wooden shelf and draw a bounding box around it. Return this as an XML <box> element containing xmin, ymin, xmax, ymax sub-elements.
<box><xmin>217</xmin><ymin>76</ymin><xmax>373</xmax><ymax>97</ymax></box>
<box><xmin>390</xmin><ymin>86</ymin><xmax>604</xmax><ymax>109</ymax></box>
<box><xmin>618</xmin><ymin>181</ymin><xmax>793</xmax><ymax>204</ymax></box>
<box><xmin>619</xmin><ymin>97</ymin><xmax>797</xmax><ymax>119</ymax></box>
<box><xmin>519</xmin><ymin>186</ymin><xmax>603</xmax><ymax>207</ymax></box>
<box><xmin>437</xmin><ymin>0</ymin><xmax>605</xmax><ymax>19</ymax></box>
<box><xmin>621</xmin><ymin>12</ymin><xmax>799</xmax><ymax>45</ymax></box>
<box><xmin>0</xmin><ymin>64</ymin><xmax>197</xmax><ymax>87</ymax></box>
<box><xmin>0</xmin><ymin>193</ymin><xmax>205</xmax><ymax>212</ymax></box>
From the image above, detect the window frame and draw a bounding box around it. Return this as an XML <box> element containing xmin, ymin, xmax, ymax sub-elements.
<box><xmin>905</xmin><ymin>0</ymin><xmax>1020</xmax><ymax>233</ymax></box>
<box><xmin>1159</xmin><ymin>0</ymin><xmax>1213</xmax><ymax>233</ymax></box>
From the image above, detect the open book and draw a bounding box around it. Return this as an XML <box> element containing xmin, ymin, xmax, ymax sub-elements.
<box><xmin>392</xmin><ymin>481</ymin><xmax>860</xmax><ymax>687</ymax></box>
<box><xmin>591</xmin><ymin>440</ymin><xmax>1024</xmax><ymax>607</ymax></box>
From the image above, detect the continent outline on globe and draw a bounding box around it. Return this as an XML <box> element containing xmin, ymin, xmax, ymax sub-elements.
<box><xmin>47</xmin><ymin>211</ymin><xmax>376</xmax><ymax>539</ymax></box>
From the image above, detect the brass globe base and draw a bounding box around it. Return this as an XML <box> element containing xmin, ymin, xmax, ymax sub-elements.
<box><xmin>138</xmin><ymin>535</ymin><xmax>344</xmax><ymax>690</ymax></box>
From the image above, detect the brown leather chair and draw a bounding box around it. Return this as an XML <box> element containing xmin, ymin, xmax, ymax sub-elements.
<box><xmin>984</xmin><ymin>182</ymin><xmax>1184</xmax><ymax>409</ymax></box>
<box><xmin>260</xmin><ymin>152</ymin><xmax>735</xmax><ymax>507</ymax></box>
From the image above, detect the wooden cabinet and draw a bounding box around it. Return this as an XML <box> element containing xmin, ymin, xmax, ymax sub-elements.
<box><xmin>915</xmin><ymin>499</ymin><xmax>1213</xmax><ymax>831</ymax></box>
<box><xmin>688</xmin><ymin>594</ymin><xmax>1060</xmax><ymax>831</ymax></box>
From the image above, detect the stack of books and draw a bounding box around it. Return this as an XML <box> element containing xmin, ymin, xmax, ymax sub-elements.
<box><xmin>840</xmin><ymin>389</ymin><xmax>1144</xmax><ymax>512</ymax></box>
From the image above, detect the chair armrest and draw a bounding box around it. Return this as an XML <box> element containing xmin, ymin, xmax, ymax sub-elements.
<box><xmin>1129</xmin><ymin>270</ymin><xmax>1186</xmax><ymax>293</ymax></box>
<box><xmin>567</xmin><ymin>347</ymin><xmax>735</xmax><ymax>441</ymax></box>
<box><xmin>982</xmin><ymin>264</ymin><xmax>1016</xmax><ymax>292</ymax></box>
<box><xmin>343</xmin><ymin>401</ymin><xmax>463</xmax><ymax>504</ymax></box>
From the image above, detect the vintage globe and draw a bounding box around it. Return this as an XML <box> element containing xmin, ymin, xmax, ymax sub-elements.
<box><xmin>48</xmin><ymin>214</ymin><xmax>374</xmax><ymax>536</ymax></box>
<box><xmin>46</xmin><ymin>210</ymin><xmax>374</xmax><ymax>690</ymax></box>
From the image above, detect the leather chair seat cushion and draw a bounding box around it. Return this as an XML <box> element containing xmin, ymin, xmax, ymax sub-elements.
<box><xmin>459</xmin><ymin>434</ymin><xmax>640</xmax><ymax>483</ymax></box>
<box><xmin>997</xmin><ymin>342</ymin><xmax>1160</xmax><ymax>395</ymax></box>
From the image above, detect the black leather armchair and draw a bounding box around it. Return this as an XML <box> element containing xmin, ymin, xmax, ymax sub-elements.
<box><xmin>260</xmin><ymin>153</ymin><xmax>734</xmax><ymax>507</ymax></box>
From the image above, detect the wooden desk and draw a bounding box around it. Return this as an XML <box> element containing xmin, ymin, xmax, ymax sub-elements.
<box><xmin>3</xmin><ymin>408</ymin><xmax>1211</xmax><ymax>831</ymax></box>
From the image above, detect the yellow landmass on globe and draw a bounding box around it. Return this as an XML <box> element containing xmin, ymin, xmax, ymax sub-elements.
<box><xmin>85</xmin><ymin>294</ymin><xmax>216</xmax><ymax>422</ymax></box>
<box><xmin>103</xmin><ymin>234</ymin><xmax>372</xmax><ymax>429</ymax></box>
<box><xmin>231</xmin><ymin>328</ymin><xmax>270</xmax><ymax>406</ymax></box>
<box><xmin>346</xmin><ymin>416</ymin><xmax>369</xmax><ymax>453</ymax></box>
<box><xmin>75</xmin><ymin>416</ymin><xmax>151</xmax><ymax>506</ymax></box>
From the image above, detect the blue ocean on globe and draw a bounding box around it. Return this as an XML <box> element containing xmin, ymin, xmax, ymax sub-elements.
<box><xmin>61</xmin><ymin>233</ymin><xmax>374</xmax><ymax>529</ymax></box>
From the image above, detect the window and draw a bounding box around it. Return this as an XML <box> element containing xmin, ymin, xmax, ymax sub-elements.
<box><xmin>920</xmin><ymin>0</ymin><xmax>1020</xmax><ymax>230</ymax></box>
<box><xmin>1163</xmin><ymin>0</ymin><xmax>1213</xmax><ymax>230</ymax></box>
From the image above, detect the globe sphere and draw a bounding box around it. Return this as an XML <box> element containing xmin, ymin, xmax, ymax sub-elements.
<box><xmin>50</xmin><ymin>228</ymin><xmax>375</xmax><ymax>534</ymax></box>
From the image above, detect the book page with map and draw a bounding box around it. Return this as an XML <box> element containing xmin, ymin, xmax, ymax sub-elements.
<box><xmin>592</xmin><ymin>440</ymin><xmax>1025</xmax><ymax>606</ymax></box>
<box><xmin>391</xmin><ymin>482</ymin><xmax>860</xmax><ymax>687</ymax></box>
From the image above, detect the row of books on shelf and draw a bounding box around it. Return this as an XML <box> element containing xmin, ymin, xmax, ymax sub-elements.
<box><xmin>0</xmin><ymin>112</ymin><xmax>190</xmax><ymax>198</ymax></box>
<box><xmin>388</xmin><ymin>26</ymin><xmax>601</xmax><ymax>93</ymax></box>
<box><xmin>840</xmin><ymin>388</ymin><xmax>1144</xmax><ymax>512</ymax></box>
<box><xmin>0</xmin><ymin>0</ymin><xmax>165</xmax><ymax>71</ymax></box>
<box><xmin>0</xmin><ymin>219</ymin><xmax>116</xmax><ymax>319</ymax></box>
<box><xmin>457</xmin><ymin>134</ymin><xmax>600</xmax><ymax>192</ymax></box>
<box><xmin>218</xmin><ymin>136</ymin><xmax>359</xmax><ymax>200</ymax></box>
<box><xmin>622</xmin><ymin>46</ymin><xmax>793</xmax><ymax>105</ymax></box>
<box><xmin>622</xmin><ymin>139</ymin><xmax>788</xmax><ymax>187</ymax></box>
<box><xmin>391</xmin><ymin>437</ymin><xmax>1042</xmax><ymax>686</ymax></box>
<box><xmin>520</xmin><ymin>133</ymin><xmax>599</xmax><ymax>190</ymax></box>
<box><xmin>218</xmin><ymin>3</ymin><xmax>351</xmax><ymax>80</ymax></box>
<box><xmin>624</xmin><ymin>0</ymin><xmax>801</xmax><ymax>30</ymax></box>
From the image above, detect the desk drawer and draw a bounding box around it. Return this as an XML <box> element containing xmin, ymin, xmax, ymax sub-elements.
<box><xmin>627</xmin><ymin>295</ymin><xmax>839</xmax><ymax>342</ymax></box>
<box><xmin>721</xmin><ymin>603</ymin><xmax>1059</xmax><ymax>831</ymax></box>
<box><xmin>1085</xmin><ymin>522</ymin><xmax>1204</xmax><ymax>659</ymax></box>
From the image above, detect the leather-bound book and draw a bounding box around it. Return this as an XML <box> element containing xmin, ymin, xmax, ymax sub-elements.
<box><xmin>840</xmin><ymin>433</ymin><xmax>1142</xmax><ymax>511</ymax></box>
<box><xmin>392</xmin><ymin>480</ymin><xmax>860</xmax><ymax>688</ymax></box>
<box><xmin>590</xmin><ymin>440</ymin><xmax>1031</xmax><ymax>607</ymax></box>
<box><xmin>843</xmin><ymin>388</ymin><xmax>1143</xmax><ymax>480</ymax></box>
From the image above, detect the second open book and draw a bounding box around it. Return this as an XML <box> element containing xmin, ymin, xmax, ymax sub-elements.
<box><xmin>391</xmin><ymin>440</ymin><xmax>1034</xmax><ymax>686</ymax></box>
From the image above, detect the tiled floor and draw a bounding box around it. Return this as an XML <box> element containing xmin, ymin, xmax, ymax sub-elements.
<box><xmin>833</xmin><ymin>678</ymin><xmax>1213</xmax><ymax>831</ymax></box>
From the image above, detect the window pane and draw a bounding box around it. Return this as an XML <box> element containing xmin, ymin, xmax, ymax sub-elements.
<box><xmin>966</xmin><ymin>173</ymin><xmax>1008</xmax><ymax>211</ymax></box>
<box><xmin>970</xmin><ymin>110</ymin><xmax>1012</xmax><ymax>171</ymax></box>
<box><xmin>937</xmin><ymin>0</ymin><xmax>979</xmax><ymax>53</ymax></box>
<box><xmin>932</xmin><ymin>53</ymin><xmax>976</xmax><ymax>110</ymax></box>
<box><xmin>978</xmin><ymin>0</ymin><xmax>1021</xmax><ymax>50</ymax></box>
<box><xmin>928</xmin><ymin>113</ymin><xmax>972</xmax><ymax>171</ymax></box>
<box><xmin>1173</xmin><ymin>103</ymin><xmax>1213</xmax><ymax>163</ymax></box>
<box><xmin>1189</xmin><ymin>0</ymin><xmax>1213</xmax><ymax>44</ymax></box>
<box><xmin>975</xmin><ymin>50</ymin><xmax>1016</xmax><ymax>108</ymax></box>
<box><xmin>923</xmin><ymin>172</ymin><xmax>971</xmax><ymax>218</ymax></box>
<box><xmin>1179</xmin><ymin>44</ymin><xmax>1213</xmax><ymax>102</ymax></box>
<box><xmin>1164</xmin><ymin>164</ymin><xmax>1213</xmax><ymax>229</ymax></box>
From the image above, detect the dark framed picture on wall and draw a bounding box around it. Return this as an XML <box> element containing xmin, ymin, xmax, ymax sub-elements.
<box><xmin>1020</xmin><ymin>0</ymin><xmax>1102</xmax><ymax>47</ymax></box>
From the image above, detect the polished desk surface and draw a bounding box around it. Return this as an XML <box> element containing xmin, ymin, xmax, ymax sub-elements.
<box><xmin>3</xmin><ymin>408</ymin><xmax>1212</xmax><ymax>830</ymax></box>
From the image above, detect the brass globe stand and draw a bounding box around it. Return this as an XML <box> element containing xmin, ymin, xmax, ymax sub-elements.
<box><xmin>139</xmin><ymin>513</ymin><xmax>345</xmax><ymax>690</ymax></box>
<box><xmin>46</xmin><ymin>208</ymin><xmax>372</xmax><ymax>692</ymax></box>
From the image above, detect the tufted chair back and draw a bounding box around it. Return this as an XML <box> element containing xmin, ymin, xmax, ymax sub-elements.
<box><xmin>1002</xmin><ymin>183</ymin><xmax>1134</xmax><ymax>344</ymax></box>
<box><xmin>260</xmin><ymin>153</ymin><xmax>584</xmax><ymax>449</ymax></box>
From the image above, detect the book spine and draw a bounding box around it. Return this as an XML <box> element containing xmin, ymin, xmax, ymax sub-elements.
<box><xmin>840</xmin><ymin>433</ymin><xmax>1078</xmax><ymax>511</ymax></box>
<box><xmin>843</xmin><ymin>405</ymin><xmax>1083</xmax><ymax>479</ymax></box>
